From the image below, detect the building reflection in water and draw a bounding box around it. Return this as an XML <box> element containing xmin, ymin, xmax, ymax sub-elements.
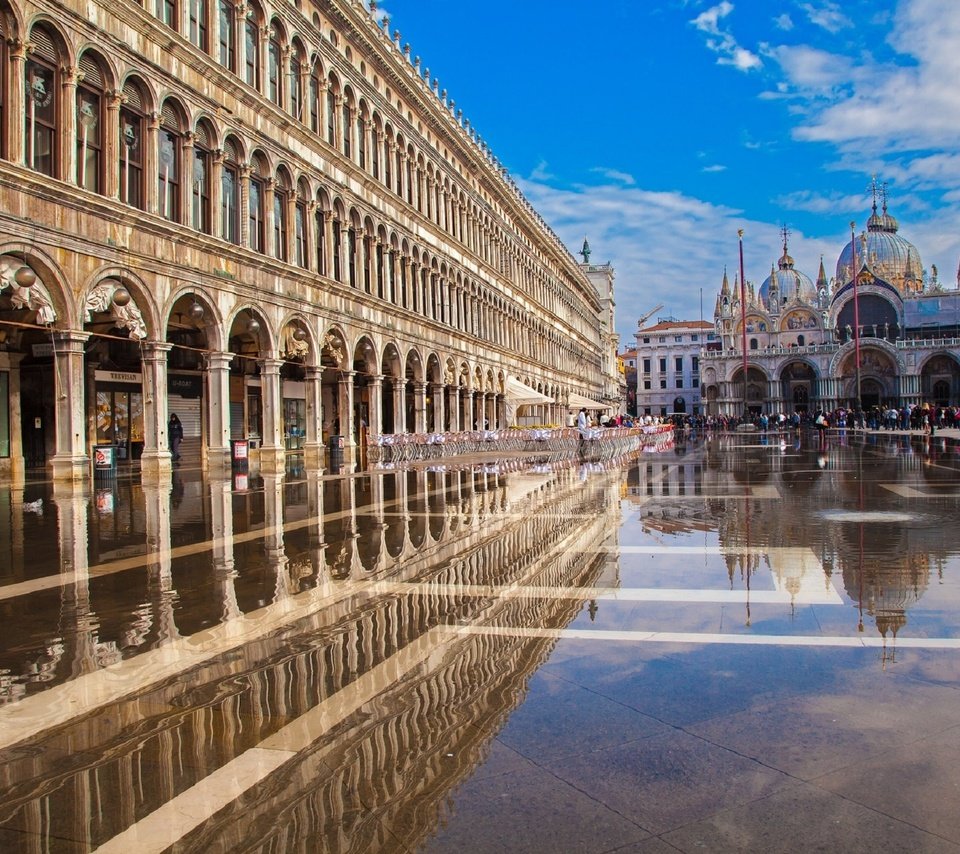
<box><xmin>0</xmin><ymin>457</ymin><xmax>624</xmax><ymax>851</ymax></box>
<box><xmin>0</xmin><ymin>435</ymin><xmax>957</xmax><ymax>849</ymax></box>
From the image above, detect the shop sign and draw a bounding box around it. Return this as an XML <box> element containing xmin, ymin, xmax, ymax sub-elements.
<box><xmin>31</xmin><ymin>343</ymin><xmax>53</xmax><ymax>357</ymax></box>
<box><xmin>168</xmin><ymin>374</ymin><xmax>203</xmax><ymax>398</ymax></box>
<box><xmin>95</xmin><ymin>370</ymin><xmax>141</xmax><ymax>384</ymax></box>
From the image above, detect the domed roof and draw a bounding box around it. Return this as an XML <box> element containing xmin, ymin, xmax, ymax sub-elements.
<box><xmin>758</xmin><ymin>238</ymin><xmax>817</xmax><ymax>309</ymax></box>
<box><xmin>836</xmin><ymin>200</ymin><xmax>922</xmax><ymax>294</ymax></box>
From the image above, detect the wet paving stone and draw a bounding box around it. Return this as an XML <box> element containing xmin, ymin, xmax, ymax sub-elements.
<box><xmin>1</xmin><ymin>431</ymin><xmax>960</xmax><ymax>852</ymax></box>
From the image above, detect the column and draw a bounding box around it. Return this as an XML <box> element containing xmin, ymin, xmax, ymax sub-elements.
<box><xmin>180</xmin><ymin>131</ymin><xmax>196</xmax><ymax>228</ymax></box>
<box><xmin>104</xmin><ymin>90</ymin><xmax>123</xmax><ymax>199</ymax></box>
<box><xmin>432</xmin><ymin>382</ymin><xmax>445</xmax><ymax>432</ymax></box>
<box><xmin>464</xmin><ymin>390</ymin><xmax>475</xmax><ymax>431</ymax></box>
<box><xmin>446</xmin><ymin>385</ymin><xmax>459</xmax><ymax>431</ymax></box>
<box><xmin>258</xmin><ymin>357</ymin><xmax>285</xmax><ymax>473</ymax></box>
<box><xmin>8</xmin><ymin>39</ymin><xmax>26</xmax><ymax>165</ymax></box>
<box><xmin>0</xmin><ymin>353</ymin><xmax>25</xmax><ymax>483</ymax></box>
<box><xmin>263</xmin><ymin>177</ymin><xmax>276</xmax><ymax>257</ymax></box>
<box><xmin>304</xmin><ymin>364</ymin><xmax>324</xmax><ymax>468</ymax></box>
<box><xmin>392</xmin><ymin>378</ymin><xmax>406</xmax><ymax>434</ymax></box>
<box><xmin>263</xmin><ymin>474</ymin><xmax>290</xmax><ymax>602</ymax></box>
<box><xmin>205</xmin><ymin>351</ymin><xmax>232</xmax><ymax>470</ymax></box>
<box><xmin>60</xmin><ymin>65</ymin><xmax>80</xmax><ymax>183</ymax></box>
<box><xmin>210</xmin><ymin>479</ymin><xmax>240</xmax><ymax>622</ymax></box>
<box><xmin>50</xmin><ymin>331</ymin><xmax>90</xmax><ymax>481</ymax></box>
<box><xmin>140</xmin><ymin>340</ymin><xmax>173</xmax><ymax>479</ymax></box>
<box><xmin>323</xmin><ymin>211</ymin><xmax>335</xmax><ymax>279</ymax></box>
<box><xmin>145</xmin><ymin>111</ymin><xmax>160</xmax><ymax>215</ymax></box>
<box><xmin>414</xmin><ymin>382</ymin><xmax>427</xmax><ymax>433</ymax></box>
<box><xmin>337</xmin><ymin>370</ymin><xmax>355</xmax><ymax>451</ymax></box>
<box><xmin>368</xmin><ymin>374</ymin><xmax>383</xmax><ymax>438</ymax></box>
<box><xmin>210</xmin><ymin>148</ymin><xmax>224</xmax><ymax>239</ymax></box>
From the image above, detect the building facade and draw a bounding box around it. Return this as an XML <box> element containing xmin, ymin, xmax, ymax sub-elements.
<box><xmin>702</xmin><ymin>202</ymin><xmax>960</xmax><ymax>417</ymax></box>
<box><xmin>634</xmin><ymin>319</ymin><xmax>714</xmax><ymax>417</ymax></box>
<box><xmin>0</xmin><ymin>0</ymin><xmax>608</xmax><ymax>483</ymax></box>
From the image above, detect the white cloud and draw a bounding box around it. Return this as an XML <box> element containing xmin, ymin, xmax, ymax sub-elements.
<box><xmin>529</xmin><ymin>159</ymin><xmax>555</xmax><ymax>181</ymax></box>
<box><xmin>773</xmin><ymin>13</ymin><xmax>794</xmax><ymax>30</ymax></box>
<box><xmin>800</xmin><ymin>1</ymin><xmax>852</xmax><ymax>33</ymax></box>
<box><xmin>702</xmin><ymin>164</ymin><xmax>727</xmax><ymax>173</ymax></box>
<box><xmin>590</xmin><ymin>167</ymin><xmax>636</xmax><ymax>185</ymax></box>
<box><xmin>692</xmin><ymin>2</ymin><xmax>762</xmax><ymax>72</ymax></box>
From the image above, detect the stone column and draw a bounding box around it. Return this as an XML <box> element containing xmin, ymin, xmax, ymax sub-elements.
<box><xmin>323</xmin><ymin>210</ymin><xmax>335</xmax><ymax>279</ymax></box>
<box><xmin>446</xmin><ymin>386</ymin><xmax>459</xmax><ymax>431</ymax></box>
<box><xmin>104</xmin><ymin>90</ymin><xmax>122</xmax><ymax>199</ymax></box>
<box><xmin>304</xmin><ymin>199</ymin><xmax>317</xmax><ymax>271</ymax></box>
<box><xmin>368</xmin><ymin>374</ymin><xmax>383</xmax><ymax>438</ymax></box>
<box><xmin>304</xmin><ymin>364</ymin><xmax>323</xmax><ymax>468</ymax></box>
<box><xmin>464</xmin><ymin>390</ymin><xmax>475</xmax><ymax>430</ymax></box>
<box><xmin>414</xmin><ymin>382</ymin><xmax>427</xmax><ymax>433</ymax></box>
<box><xmin>60</xmin><ymin>65</ymin><xmax>80</xmax><ymax>183</ymax></box>
<box><xmin>259</xmin><ymin>357</ymin><xmax>285</xmax><ymax>473</ymax></box>
<box><xmin>205</xmin><ymin>350</ymin><xmax>232</xmax><ymax>470</ymax></box>
<box><xmin>210</xmin><ymin>148</ymin><xmax>224</xmax><ymax>239</ymax></box>
<box><xmin>263</xmin><ymin>177</ymin><xmax>276</xmax><ymax>257</ymax></box>
<box><xmin>0</xmin><ymin>352</ymin><xmax>25</xmax><ymax>483</ymax></box>
<box><xmin>50</xmin><ymin>331</ymin><xmax>89</xmax><ymax>481</ymax></box>
<box><xmin>8</xmin><ymin>39</ymin><xmax>26</xmax><ymax>165</ymax></box>
<box><xmin>337</xmin><ymin>370</ymin><xmax>355</xmax><ymax>450</ymax></box>
<box><xmin>145</xmin><ymin>111</ymin><xmax>160</xmax><ymax>215</ymax></box>
<box><xmin>392</xmin><ymin>378</ymin><xmax>406</xmax><ymax>434</ymax></box>
<box><xmin>432</xmin><ymin>382</ymin><xmax>445</xmax><ymax>432</ymax></box>
<box><xmin>140</xmin><ymin>340</ymin><xmax>173</xmax><ymax>479</ymax></box>
<box><xmin>263</xmin><ymin>474</ymin><xmax>290</xmax><ymax>602</ymax></box>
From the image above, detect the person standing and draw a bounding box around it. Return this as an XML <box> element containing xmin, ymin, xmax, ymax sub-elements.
<box><xmin>169</xmin><ymin>413</ymin><xmax>184</xmax><ymax>461</ymax></box>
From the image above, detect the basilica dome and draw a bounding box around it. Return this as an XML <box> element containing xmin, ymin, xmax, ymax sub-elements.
<box><xmin>758</xmin><ymin>242</ymin><xmax>817</xmax><ymax>309</ymax></box>
<box><xmin>835</xmin><ymin>201</ymin><xmax>923</xmax><ymax>294</ymax></box>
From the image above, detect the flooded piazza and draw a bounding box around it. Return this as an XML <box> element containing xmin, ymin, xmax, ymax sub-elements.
<box><xmin>2</xmin><ymin>433</ymin><xmax>960</xmax><ymax>853</ymax></box>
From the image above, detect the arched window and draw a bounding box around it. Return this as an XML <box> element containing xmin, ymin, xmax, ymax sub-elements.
<box><xmin>356</xmin><ymin>106</ymin><xmax>366</xmax><ymax>169</ymax></box>
<box><xmin>248</xmin><ymin>154</ymin><xmax>266</xmax><ymax>253</ymax></box>
<box><xmin>331</xmin><ymin>214</ymin><xmax>341</xmax><ymax>282</ymax></box>
<box><xmin>290</xmin><ymin>44</ymin><xmax>304</xmax><ymax>120</ymax></box>
<box><xmin>267</xmin><ymin>23</ymin><xmax>282</xmax><ymax>106</ymax></box>
<box><xmin>749</xmin><ymin>338</ymin><xmax>758</xmax><ymax>350</ymax></box>
<box><xmin>294</xmin><ymin>182</ymin><xmax>307</xmax><ymax>268</ymax></box>
<box><xmin>158</xmin><ymin>102</ymin><xmax>183</xmax><ymax>222</ymax></box>
<box><xmin>218</xmin><ymin>0</ymin><xmax>236</xmax><ymax>71</ymax></box>
<box><xmin>394</xmin><ymin>138</ymin><xmax>403</xmax><ymax>195</ymax></box>
<box><xmin>221</xmin><ymin>138</ymin><xmax>240</xmax><ymax>244</ymax></box>
<box><xmin>192</xmin><ymin>122</ymin><xmax>213</xmax><ymax>233</ymax></box>
<box><xmin>244</xmin><ymin>4</ymin><xmax>262</xmax><ymax>90</ymax></box>
<box><xmin>797</xmin><ymin>334</ymin><xmax>805</xmax><ymax>347</ymax></box>
<box><xmin>347</xmin><ymin>221</ymin><xmax>357</xmax><ymax>287</ymax></box>
<box><xmin>325</xmin><ymin>80</ymin><xmax>336</xmax><ymax>145</ymax></box>
<box><xmin>190</xmin><ymin>0</ymin><xmax>208</xmax><ymax>51</ymax></box>
<box><xmin>76</xmin><ymin>53</ymin><xmax>106</xmax><ymax>193</ymax></box>
<box><xmin>371</xmin><ymin>116</ymin><xmax>381</xmax><ymax>179</ymax></box>
<box><xmin>314</xmin><ymin>198</ymin><xmax>326</xmax><ymax>274</ymax></box>
<box><xmin>308</xmin><ymin>64</ymin><xmax>321</xmax><ymax>133</ymax></box>
<box><xmin>273</xmin><ymin>170</ymin><xmax>288</xmax><ymax>261</ymax></box>
<box><xmin>119</xmin><ymin>80</ymin><xmax>146</xmax><ymax>209</ymax></box>
<box><xmin>383</xmin><ymin>126</ymin><xmax>392</xmax><ymax>188</ymax></box>
<box><xmin>341</xmin><ymin>96</ymin><xmax>351</xmax><ymax>157</ymax></box>
<box><xmin>25</xmin><ymin>27</ymin><xmax>60</xmax><ymax>178</ymax></box>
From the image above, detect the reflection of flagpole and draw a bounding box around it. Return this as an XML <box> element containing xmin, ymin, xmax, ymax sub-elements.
<box><xmin>851</xmin><ymin>221</ymin><xmax>862</xmax><ymax>410</ymax></box>
<box><xmin>738</xmin><ymin>229</ymin><xmax>748</xmax><ymax>417</ymax></box>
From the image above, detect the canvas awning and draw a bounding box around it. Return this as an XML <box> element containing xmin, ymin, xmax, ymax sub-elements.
<box><xmin>505</xmin><ymin>376</ymin><xmax>554</xmax><ymax>405</ymax></box>
<box><xmin>567</xmin><ymin>391</ymin><xmax>613</xmax><ymax>411</ymax></box>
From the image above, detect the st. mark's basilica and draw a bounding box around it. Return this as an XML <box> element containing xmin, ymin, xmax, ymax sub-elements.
<box><xmin>702</xmin><ymin>192</ymin><xmax>960</xmax><ymax>417</ymax></box>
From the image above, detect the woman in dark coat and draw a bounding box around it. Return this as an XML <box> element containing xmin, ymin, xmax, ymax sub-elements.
<box><xmin>169</xmin><ymin>413</ymin><xmax>184</xmax><ymax>461</ymax></box>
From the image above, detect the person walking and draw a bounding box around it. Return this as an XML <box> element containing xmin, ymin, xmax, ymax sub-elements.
<box><xmin>168</xmin><ymin>413</ymin><xmax>184</xmax><ymax>461</ymax></box>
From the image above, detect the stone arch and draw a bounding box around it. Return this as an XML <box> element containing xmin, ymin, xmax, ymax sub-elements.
<box><xmin>278</xmin><ymin>311</ymin><xmax>316</xmax><ymax>367</ymax></box>
<box><xmin>164</xmin><ymin>287</ymin><xmax>224</xmax><ymax>353</ymax></box>
<box><xmin>0</xmin><ymin>243</ymin><xmax>74</xmax><ymax>328</ymax></box>
<box><xmin>83</xmin><ymin>267</ymin><xmax>158</xmax><ymax>340</ymax></box>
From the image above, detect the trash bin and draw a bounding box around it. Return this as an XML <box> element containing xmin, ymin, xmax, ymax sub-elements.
<box><xmin>230</xmin><ymin>439</ymin><xmax>249</xmax><ymax>468</ymax></box>
<box><xmin>92</xmin><ymin>444</ymin><xmax>116</xmax><ymax>480</ymax></box>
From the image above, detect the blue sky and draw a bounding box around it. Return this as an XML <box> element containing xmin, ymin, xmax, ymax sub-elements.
<box><xmin>375</xmin><ymin>0</ymin><xmax>960</xmax><ymax>346</ymax></box>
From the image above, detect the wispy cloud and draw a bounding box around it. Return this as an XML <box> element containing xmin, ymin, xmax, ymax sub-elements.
<box><xmin>773</xmin><ymin>13</ymin><xmax>794</xmax><ymax>31</ymax></box>
<box><xmin>529</xmin><ymin>159</ymin><xmax>555</xmax><ymax>181</ymax></box>
<box><xmin>800</xmin><ymin>1</ymin><xmax>852</xmax><ymax>33</ymax></box>
<box><xmin>590</xmin><ymin>167</ymin><xmax>636</xmax><ymax>185</ymax></box>
<box><xmin>702</xmin><ymin>164</ymin><xmax>727</xmax><ymax>173</ymax></box>
<box><xmin>691</xmin><ymin>2</ymin><xmax>762</xmax><ymax>71</ymax></box>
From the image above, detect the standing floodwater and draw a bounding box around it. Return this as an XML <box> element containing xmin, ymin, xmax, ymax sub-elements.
<box><xmin>1</xmin><ymin>431</ymin><xmax>959</xmax><ymax>852</ymax></box>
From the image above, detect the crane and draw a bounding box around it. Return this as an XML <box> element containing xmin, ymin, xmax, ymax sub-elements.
<box><xmin>636</xmin><ymin>303</ymin><xmax>665</xmax><ymax>331</ymax></box>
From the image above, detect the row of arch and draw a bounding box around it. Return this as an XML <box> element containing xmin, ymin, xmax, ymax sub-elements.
<box><xmin>3</xmin><ymin>2</ymin><xmax>599</xmax><ymax>343</ymax></box>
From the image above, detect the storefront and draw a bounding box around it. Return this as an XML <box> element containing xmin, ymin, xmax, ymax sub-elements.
<box><xmin>94</xmin><ymin>370</ymin><xmax>144</xmax><ymax>461</ymax></box>
<box><xmin>282</xmin><ymin>379</ymin><xmax>306</xmax><ymax>451</ymax></box>
<box><xmin>167</xmin><ymin>372</ymin><xmax>203</xmax><ymax>439</ymax></box>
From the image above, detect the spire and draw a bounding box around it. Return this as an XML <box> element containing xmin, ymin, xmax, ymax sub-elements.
<box><xmin>817</xmin><ymin>255</ymin><xmax>828</xmax><ymax>289</ymax></box>
<box><xmin>778</xmin><ymin>225</ymin><xmax>794</xmax><ymax>269</ymax></box>
<box><xmin>720</xmin><ymin>266</ymin><xmax>730</xmax><ymax>296</ymax></box>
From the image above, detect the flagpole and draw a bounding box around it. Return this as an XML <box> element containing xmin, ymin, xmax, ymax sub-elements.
<box><xmin>738</xmin><ymin>229</ymin><xmax>748</xmax><ymax>419</ymax></box>
<box><xmin>851</xmin><ymin>221</ymin><xmax>862</xmax><ymax>411</ymax></box>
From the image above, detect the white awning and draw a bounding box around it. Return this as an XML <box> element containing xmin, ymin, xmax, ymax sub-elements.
<box><xmin>567</xmin><ymin>391</ymin><xmax>613</xmax><ymax>411</ymax></box>
<box><xmin>505</xmin><ymin>376</ymin><xmax>553</xmax><ymax>405</ymax></box>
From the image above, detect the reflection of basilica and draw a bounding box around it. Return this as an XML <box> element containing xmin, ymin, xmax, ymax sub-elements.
<box><xmin>703</xmin><ymin>191</ymin><xmax>960</xmax><ymax>414</ymax></box>
<box><xmin>0</xmin><ymin>462</ymin><xmax>624</xmax><ymax>850</ymax></box>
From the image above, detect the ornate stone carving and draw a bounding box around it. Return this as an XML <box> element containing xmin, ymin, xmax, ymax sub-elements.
<box><xmin>85</xmin><ymin>280</ymin><xmax>147</xmax><ymax>339</ymax></box>
<box><xmin>0</xmin><ymin>257</ymin><xmax>56</xmax><ymax>325</ymax></box>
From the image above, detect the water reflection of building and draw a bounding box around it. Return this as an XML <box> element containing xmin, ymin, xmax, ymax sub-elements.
<box><xmin>0</xmin><ymin>462</ymin><xmax>623</xmax><ymax>850</ymax></box>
